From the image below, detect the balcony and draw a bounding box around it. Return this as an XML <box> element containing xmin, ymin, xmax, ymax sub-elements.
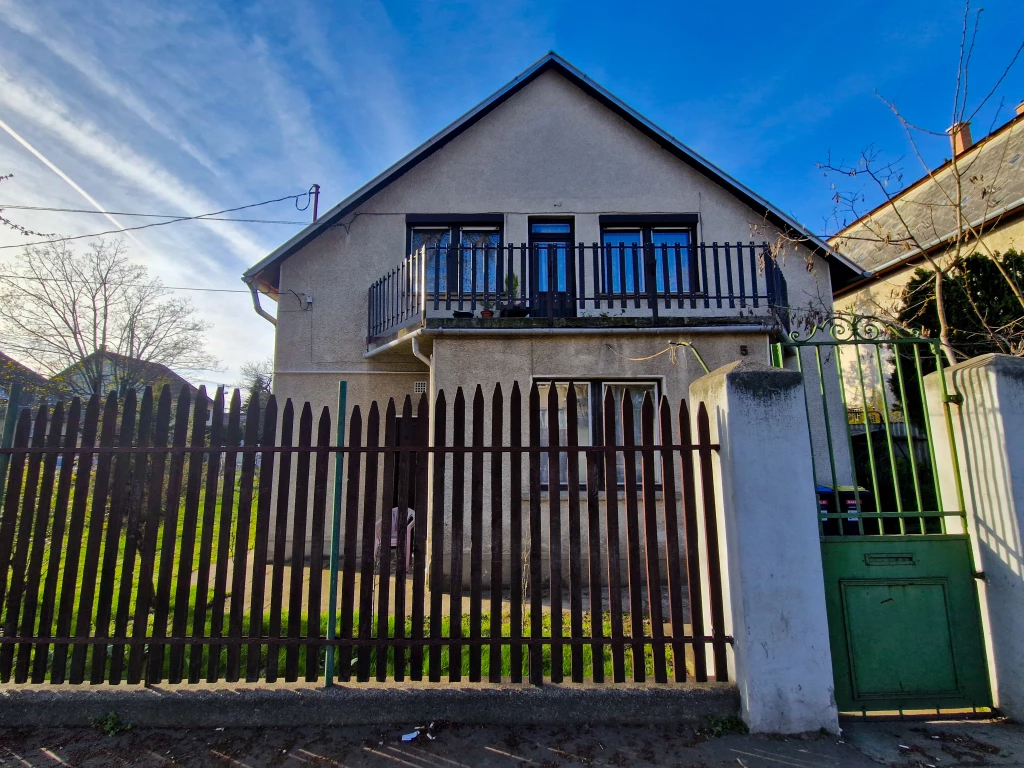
<box><xmin>366</xmin><ymin>241</ymin><xmax>785</xmax><ymax>348</ymax></box>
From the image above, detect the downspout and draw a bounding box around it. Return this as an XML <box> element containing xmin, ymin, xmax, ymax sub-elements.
<box><xmin>411</xmin><ymin>335</ymin><xmax>432</xmax><ymax>369</ymax></box>
<box><xmin>247</xmin><ymin>280</ymin><xmax>277</xmax><ymax>326</ymax></box>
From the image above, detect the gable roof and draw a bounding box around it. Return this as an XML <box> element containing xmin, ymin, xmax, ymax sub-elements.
<box><xmin>830</xmin><ymin>110</ymin><xmax>1024</xmax><ymax>295</ymax></box>
<box><xmin>242</xmin><ymin>52</ymin><xmax>864</xmax><ymax>293</ymax></box>
<box><xmin>0</xmin><ymin>351</ymin><xmax>58</xmax><ymax>402</ymax></box>
<box><xmin>53</xmin><ymin>350</ymin><xmax>199</xmax><ymax>397</ymax></box>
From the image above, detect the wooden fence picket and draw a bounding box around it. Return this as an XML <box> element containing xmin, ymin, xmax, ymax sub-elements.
<box><xmin>53</xmin><ymin>394</ymin><xmax>100</xmax><ymax>684</ymax></box>
<box><xmin>92</xmin><ymin>390</ymin><xmax>137</xmax><ymax>684</ymax></box>
<box><xmin>488</xmin><ymin>383</ymin><xmax>504</xmax><ymax>684</ymax></box>
<box><xmin>305</xmin><ymin>407</ymin><xmax>331</xmax><ymax>681</ymax></box>
<box><xmin>192</xmin><ymin>388</ymin><xmax>223</xmax><ymax>684</ymax></box>
<box><xmin>0</xmin><ymin>383</ymin><xmax>731</xmax><ymax>689</ymax></box>
<box><xmin>169</xmin><ymin>387</ymin><xmax>208</xmax><ymax>683</ymax></box>
<box><xmin>338</xmin><ymin>405</ymin><xmax>363</xmax><ymax>683</ymax></box>
<box><xmin>507</xmin><ymin>383</ymin><xmax>523</xmax><ymax>684</ymax></box>
<box><xmin>409</xmin><ymin>393</ymin><xmax>430</xmax><ymax>681</ymax></box>
<box><xmin>449</xmin><ymin>388</ymin><xmax>466</xmax><ymax>683</ymax></box>
<box><xmin>148</xmin><ymin>387</ymin><xmax>191</xmax><ymax>683</ymax></box>
<box><xmin>468</xmin><ymin>386</ymin><xmax>484</xmax><ymax>682</ymax></box>
<box><xmin>128</xmin><ymin>387</ymin><xmax>170</xmax><ymax>685</ymax></box>
<box><xmin>427</xmin><ymin>394</ymin><xmax>446</xmax><ymax>683</ymax></box>
<box><xmin>285</xmin><ymin>403</ymin><xmax>314</xmax><ymax>682</ymax></box>
<box><xmin>602</xmin><ymin>388</ymin><xmax>625</xmax><ymax>682</ymax></box>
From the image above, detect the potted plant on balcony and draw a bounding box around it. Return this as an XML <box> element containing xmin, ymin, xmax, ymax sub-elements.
<box><xmin>480</xmin><ymin>300</ymin><xmax>495</xmax><ymax>319</ymax></box>
<box><xmin>499</xmin><ymin>274</ymin><xmax>530</xmax><ymax>318</ymax></box>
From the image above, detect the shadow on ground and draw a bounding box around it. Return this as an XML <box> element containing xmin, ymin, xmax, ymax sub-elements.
<box><xmin>0</xmin><ymin>718</ymin><xmax>1020</xmax><ymax>766</ymax></box>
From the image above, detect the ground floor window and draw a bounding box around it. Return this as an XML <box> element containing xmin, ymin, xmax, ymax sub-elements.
<box><xmin>537</xmin><ymin>379</ymin><xmax>660</xmax><ymax>488</ymax></box>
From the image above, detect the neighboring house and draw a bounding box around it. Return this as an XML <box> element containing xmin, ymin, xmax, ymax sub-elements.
<box><xmin>0</xmin><ymin>351</ymin><xmax>61</xmax><ymax>428</ymax></box>
<box><xmin>242</xmin><ymin>53</ymin><xmax>864</xmax><ymax>557</ymax></box>
<box><xmin>53</xmin><ymin>350</ymin><xmax>199</xmax><ymax>400</ymax></box>
<box><xmin>0</xmin><ymin>351</ymin><xmax>59</xmax><ymax>404</ymax></box>
<box><xmin>832</xmin><ymin>104</ymin><xmax>1024</xmax><ymax>320</ymax></box>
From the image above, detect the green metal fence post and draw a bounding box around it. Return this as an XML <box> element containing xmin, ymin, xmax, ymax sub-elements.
<box><xmin>325</xmin><ymin>380</ymin><xmax>347</xmax><ymax>687</ymax></box>
<box><xmin>0</xmin><ymin>381</ymin><xmax>23</xmax><ymax>507</ymax></box>
<box><xmin>323</xmin><ymin>382</ymin><xmax>348</xmax><ymax>688</ymax></box>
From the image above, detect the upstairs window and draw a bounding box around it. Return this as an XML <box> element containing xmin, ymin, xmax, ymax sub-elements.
<box><xmin>601</xmin><ymin>225</ymin><xmax>695</xmax><ymax>296</ymax></box>
<box><xmin>408</xmin><ymin>219</ymin><xmax>502</xmax><ymax>294</ymax></box>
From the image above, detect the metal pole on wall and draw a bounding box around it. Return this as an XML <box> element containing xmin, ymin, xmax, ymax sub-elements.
<box><xmin>324</xmin><ymin>380</ymin><xmax>347</xmax><ymax>687</ymax></box>
<box><xmin>0</xmin><ymin>381</ymin><xmax>23</xmax><ymax>506</ymax></box>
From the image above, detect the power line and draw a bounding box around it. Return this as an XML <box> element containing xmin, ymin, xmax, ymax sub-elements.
<box><xmin>0</xmin><ymin>191</ymin><xmax>316</xmax><ymax>250</ymax></box>
<box><xmin>0</xmin><ymin>273</ymin><xmax>251</xmax><ymax>294</ymax></box>
<box><xmin>0</xmin><ymin>203</ymin><xmax>308</xmax><ymax>225</ymax></box>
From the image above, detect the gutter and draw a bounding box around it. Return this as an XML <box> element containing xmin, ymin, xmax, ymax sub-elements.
<box><xmin>364</xmin><ymin>323</ymin><xmax>775</xmax><ymax>359</ymax></box>
<box><xmin>246</xmin><ymin>280</ymin><xmax>278</xmax><ymax>326</ymax></box>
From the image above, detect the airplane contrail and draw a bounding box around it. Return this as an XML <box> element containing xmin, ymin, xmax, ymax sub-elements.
<box><xmin>0</xmin><ymin>115</ymin><xmax>139</xmax><ymax>244</ymax></box>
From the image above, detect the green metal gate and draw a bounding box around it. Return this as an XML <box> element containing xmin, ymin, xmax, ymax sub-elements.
<box><xmin>771</xmin><ymin>316</ymin><xmax>991</xmax><ymax>714</ymax></box>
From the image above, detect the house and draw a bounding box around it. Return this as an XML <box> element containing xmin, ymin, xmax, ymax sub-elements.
<box><xmin>53</xmin><ymin>349</ymin><xmax>200</xmax><ymax>400</ymax></box>
<box><xmin>242</xmin><ymin>53</ymin><xmax>864</xmax><ymax>559</ymax></box>
<box><xmin>832</xmin><ymin>103</ymin><xmax>1024</xmax><ymax>321</ymax></box>
<box><xmin>0</xmin><ymin>351</ymin><xmax>61</xmax><ymax>428</ymax></box>
<box><xmin>0</xmin><ymin>351</ymin><xmax>59</xmax><ymax>404</ymax></box>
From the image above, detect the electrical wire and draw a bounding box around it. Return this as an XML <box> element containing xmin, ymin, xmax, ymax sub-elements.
<box><xmin>0</xmin><ymin>191</ymin><xmax>316</xmax><ymax>250</ymax></box>
<box><xmin>0</xmin><ymin>273</ymin><xmax>250</xmax><ymax>294</ymax></box>
<box><xmin>0</xmin><ymin>204</ymin><xmax>307</xmax><ymax>224</ymax></box>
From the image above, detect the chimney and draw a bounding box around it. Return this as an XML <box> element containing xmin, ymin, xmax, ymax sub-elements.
<box><xmin>948</xmin><ymin>121</ymin><xmax>973</xmax><ymax>156</ymax></box>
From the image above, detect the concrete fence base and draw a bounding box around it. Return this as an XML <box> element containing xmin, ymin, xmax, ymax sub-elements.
<box><xmin>0</xmin><ymin>682</ymin><xmax>739</xmax><ymax>728</ymax></box>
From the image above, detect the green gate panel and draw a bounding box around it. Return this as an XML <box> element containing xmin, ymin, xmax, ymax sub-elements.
<box><xmin>842</xmin><ymin>580</ymin><xmax>957</xmax><ymax>698</ymax></box>
<box><xmin>822</xmin><ymin>536</ymin><xmax>991</xmax><ymax>712</ymax></box>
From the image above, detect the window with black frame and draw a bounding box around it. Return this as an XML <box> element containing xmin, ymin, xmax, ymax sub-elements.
<box><xmin>408</xmin><ymin>222</ymin><xmax>502</xmax><ymax>296</ymax></box>
<box><xmin>537</xmin><ymin>380</ymin><xmax>660</xmax><ymax>489</ymax></box>
<box><xmin>600</xmin><ymin>225</ymin><xmax>696</xmax><ymax>297</ymax></box>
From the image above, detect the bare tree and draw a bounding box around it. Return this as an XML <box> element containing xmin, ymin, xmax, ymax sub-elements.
<box><xmin>236</xmin><ymin>356</ymin><xmax>273</xmax><ymax>409</ymax></box>
<box><xmin>823</xmin><ymin>2</ymin><xmax>1024</xmax><ymax>362</ymax></box>
<box><xmin>0</xmin><ymin>237</ymin><xmax>219</xmax><ymax>396</ymax></box>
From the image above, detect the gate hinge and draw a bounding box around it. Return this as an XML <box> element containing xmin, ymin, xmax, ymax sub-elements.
<box><xmin>973</xmin><ymin>571</ymin><xmax>986</xmax><ymax>581</ymax></box>
<box><xmin>944</xmin><ymin>393</ymin><xmax>965</xmax><ymax>405</ymax></box>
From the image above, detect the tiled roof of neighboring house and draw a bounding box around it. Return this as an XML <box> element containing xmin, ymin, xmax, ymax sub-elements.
<box><xmin>243</xmin><ymin>52</ymin><xmax>864</xmax><ymax>295</ymax></box>
<box><xmin>53</xmin><ymin>351</ymin><xmax>199</xmax><ymax>397</ymax></box>
<box><xmin>830</xmin><ymin>111</ymin><xmax>1024</xmax><ymax>281</ymax></box>
<box><xmin>0</xmin><ymin>351</ymin><xmax>59</xmax><ymax>402</ymax></box>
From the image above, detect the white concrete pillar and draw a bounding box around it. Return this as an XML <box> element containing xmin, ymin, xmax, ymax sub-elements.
<box><xmin>690</xmin><ymin>360</ymin><xmax>838</xmax><ymax>734</ymax></box>
<box><xmin>925</xmin><ymin>354</ymin><xmax>1024</xmax><ymax>717</ymax></box>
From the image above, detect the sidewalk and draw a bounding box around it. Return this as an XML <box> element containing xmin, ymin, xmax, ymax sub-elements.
<box><xmin>0</xmin><ymin>717</ymin><xmax>1019</xmax><ymax>766</ymax></box>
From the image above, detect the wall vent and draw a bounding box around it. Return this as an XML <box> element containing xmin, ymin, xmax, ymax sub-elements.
<box><xmin>413</xmin><ymin>381</ymin><xmax>428</xmax><ymax>394</ymax></box>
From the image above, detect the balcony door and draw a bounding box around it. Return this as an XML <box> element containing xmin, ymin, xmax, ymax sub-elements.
<box><xmin>530</xmin><ymin>219</ymin><xmax>576</xmax><ymax>318</ymax></box>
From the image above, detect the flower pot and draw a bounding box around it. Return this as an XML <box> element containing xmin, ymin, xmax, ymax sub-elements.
<box><xmin>480</xmin><ymin>309</ymin><xmax>494</xmax><ymax>319</ymax></box>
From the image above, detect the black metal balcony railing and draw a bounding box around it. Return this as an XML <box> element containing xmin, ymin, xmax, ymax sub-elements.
<box><xmin>367</xmin><ymin>241</ymin><xmax>785</xmax><ymax>343</ymax></box>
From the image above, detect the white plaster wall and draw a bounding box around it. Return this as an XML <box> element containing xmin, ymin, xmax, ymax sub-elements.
<box><xmin>925</xmin><ymin>354</ymin><xmax>1024</xmax><ymax>717</ymax></box>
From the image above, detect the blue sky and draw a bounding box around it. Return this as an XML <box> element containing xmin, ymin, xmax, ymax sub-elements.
<box><xmin>1</xmin><ymin>0</ymin><xmax>1022</xmax><ymax>385</ymax></box>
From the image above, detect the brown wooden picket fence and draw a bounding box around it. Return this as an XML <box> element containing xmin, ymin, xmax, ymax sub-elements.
<box><xmin>0</xmin><ymin>382</ymin><xmax>730</xmax><ymax>687</ymax></box>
